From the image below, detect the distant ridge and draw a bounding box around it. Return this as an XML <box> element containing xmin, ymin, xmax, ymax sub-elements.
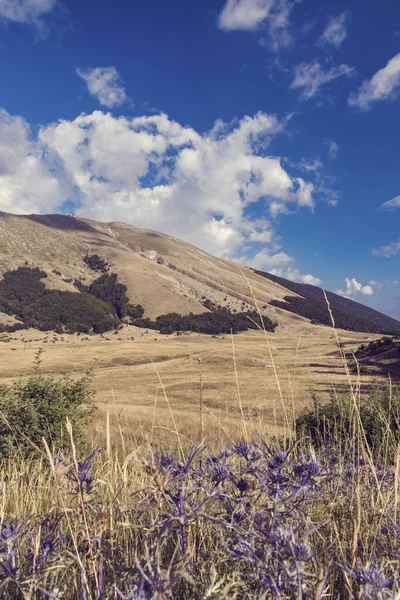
<box><xmin>255</xmin><ymin>270</ymin><xmax>400</xmax><ymax>335</ymax></box>
<box><xmin>0</xmin><ymin>210</ymin><xmax>398</xmax><ymax>335</ymax></box>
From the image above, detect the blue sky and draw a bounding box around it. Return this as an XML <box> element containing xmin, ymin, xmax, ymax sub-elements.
<box><xmin>0</xmin><ymin>0</ymin><xmax>399</xmax><ymax>318</ymax></box>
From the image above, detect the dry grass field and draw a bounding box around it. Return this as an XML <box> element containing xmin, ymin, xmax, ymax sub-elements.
<box><xmin>0</xmin><ymin>212</ymin><xmax>396</xmax><ymax>453</ymax></box>
<box><xmin>0</xmin><ymin>322</ymin><xmax>381</xmax><ymax>448</ymax></box>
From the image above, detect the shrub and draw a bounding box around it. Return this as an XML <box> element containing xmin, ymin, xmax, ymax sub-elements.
<box><xmin>84</xmin><ymin>254</ymin><xmax>108</xmax><ymax>272</ymax></box>
<box><xmin>122</xmin><ymin>303</ymin><xmax>145</xmax><ymax>319</ymax></box>
<box><xmin>295</xmin><ymin>381</ymin><xmax>400</xmax><ymax>458</ymax></box>
<box><xmin>0</xmin><ymin>356</ymin><xmax>94</xmax><ymax>460</ymax></box>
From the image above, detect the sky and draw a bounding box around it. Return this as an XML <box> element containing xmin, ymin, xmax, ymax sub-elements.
<box><xmin>0</xmin><ymin>0</ymin><xmax>399</xmax><ymax>318</ymax></box>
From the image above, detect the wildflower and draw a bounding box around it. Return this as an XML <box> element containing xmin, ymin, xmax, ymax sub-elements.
<box><xmin>295</xmin><ymin>543</ymin><xmax>312</xmax><ymax>562</ymax></box>
<box><xmin>68</xmin><ymin>448</ymin><xmax>101</xmax><ymax>494</ymax></box>
<box><xmin>211</xmin><ymin>460</ymin><xmax>231</xmax><ymax>483</ymax></box>
<box><xmin>234</xmin><ymin>440</ymin><xmax>250</xmax><ymax>457</ymax></box>
<box><xmin>268</xmin><ymin>451</ymin><xmax>288</xmax><ymax>470</ymax></box>
<box><xmin>352</xmin><ymin>564</ymin><xmax>392</xmax><ymax>596</ymax></box>
<box><xmin>235</xmin><ymin>478</ymin><xmax>250</xmax><ymax>494</ymax></box>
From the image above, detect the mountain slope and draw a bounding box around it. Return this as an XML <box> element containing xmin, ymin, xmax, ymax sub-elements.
<box><xmin>255</xmin><ymin>270</ymin><xmax>400</xmax><ymax>335</ymax></box>
<box><xmin>0</xmin><ymin>210</ymin><xmax>398</xmax><ymax>335</ymax></box>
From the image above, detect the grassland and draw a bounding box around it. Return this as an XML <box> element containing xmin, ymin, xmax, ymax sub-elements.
<box><xmin>2</xmin><ymin>318</ymin><xmax>400</xmax><ymax>598</ymax></box>
<box><xmin>0</xmin><ymin>322</ymin><xmax>381</xmax><ymax>448</ymax></box>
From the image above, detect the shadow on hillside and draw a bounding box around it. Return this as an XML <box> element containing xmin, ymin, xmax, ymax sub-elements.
<box><xmin>17</xmin><ymin>213</ymin><xmax>99</xmax><ymax>233</ymax></box>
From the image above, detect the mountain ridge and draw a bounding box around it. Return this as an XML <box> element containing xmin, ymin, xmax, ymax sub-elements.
<box><xmin>0</xmin><ymin>211</ymin><xmax>398</xmax><ymax>335</ymax></box>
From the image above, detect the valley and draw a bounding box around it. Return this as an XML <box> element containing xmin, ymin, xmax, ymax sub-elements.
<box><xmin>0</xmin><ymin>322</ymin><xmax>381</xmax><ymax>447</ymax></box>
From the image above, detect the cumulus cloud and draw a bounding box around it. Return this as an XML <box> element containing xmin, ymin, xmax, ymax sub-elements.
<box><xmin>285</xmin><ymin>267</ymin><xmax>322</xmax><ymax>286</ymax></box>
<box><xmin>268</xmin><ymin>266</ymin><xmax>323</xmax><ymax>285</ymax></box>
<box><xmin>349</xmin><ymin>52</ymin><xmax>400</xmax><ymax>110</ymax></box>
<box><xmin>218</xmin><ymin>0</ymin><xmax>297</xmax><ymax>50</ymax></box>
<box><xmin>0</xmin><ymin>0</ymin><xmax>58</xmax><ymax>31</ymax></box>
<box><xmin>291</xmin><ymin>62</ymin><xmax>355</xmax><ymax>100</ymax></box>
<box><xmin>336</xmin><ymin>278</ymin><xmax>374</xmax><ymax>298</ymax></box>
<box><xmin>318</xmin><ymin>12</ymin><xmax>350</xmax><ymax>48</ymax></box>
<box><xmin>372</xmin><ymin>240</ymin><xmax>400</xmax><ymax>258</ymax></box>
<box><xmin>0</xmin><ymin>108</ymin><xmax>68</xmax><ymax>213</ymax></box>
<box><xmin>247</xmin><ymin>250</ymin><xmax>294</xmax><ymax>270</ymax></box>
<box><xmin>76</xmin><ymin>67</ymin><xmax>128</xmax><ymax>108</ymax></box>
<box><xmin>325</xmin><ymin>139</ymin><xmax>338</xmax><ymax>160</ymax></box>
<box><xmin>0</xmin><ymin>107</ymin><xmax>320</xmax><ymax>264</ymax></box>
<box><xmin>380</xmin><ymin>195</ymin><xmax>400</xmax><ymax>210</ymax></box>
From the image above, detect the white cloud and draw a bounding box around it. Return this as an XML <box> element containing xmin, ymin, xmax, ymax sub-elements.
<box><xmin>76</xmin><ymin>67</ymin><xmax>128</xmax><ymax>108</ymax></box>
<box><xmin>0</xmin><ymin>105</ymin><xmax>328</xmax><ymax>288</ymax></box>
<box><xmin>287</xmin><ymin>268</ymin><xmax>322</xmax><ymax>286</ymax></box>
<box><xmin>298</xmin><ymin>158</ymin><xmax>323</xmax><ymax>172</ymax></box>
<box><xmin>269</xmin><ymin>266</ymin><xmax>323</xmax><ymax>285</ymax></box>
<box><xmin>248</xmin><ymin>250</ymin><xmax>294</xmax><ymax>270</ymax></box>
<box><xmin>0</xmin><ymin>0</ymin><xmax>58</xmax><ymax>31</ymax></box>
<box><xmin>325</xmin><ymin>139</ymin><xmax>338</xmax><ymax>160</ymax></box>
<box><xmin>0</xmin><ymin>108</ymin><xmax>68</xmax><ymax>213</ymax></box>
<box><xmin>291</xmin><ymin>62</ymin><xmax>355</xmax><ymax>100</ymax></box>
<box><xmin>218</xmin><ymin>0</ymin><xmax>297</xmax><ymax>50</ymax></box>
<box><xmin>318</xmin><ymin>12</ymin><xmax>350</xmax><ymax>48</ymax></box>
<box><xmin>336</xmin><ymin>278</ymin><xmax>374</xmax><ymax>298</ymax></box>
<box><xmin>219</xmin><ymin>0</ymin><xmax>275</xmax><ymax>30</ymax></box>
<box><xmin>296</xmin><ymin>177</ymin><xmax>314</xmax><ymax>208</ymax></box>
<box><xmin>380</xmin><ymin>195</ymin><xmax>400</xmax><ymax>210</ymax></box>
<box><xmin>349</xmin><ymin>52</ymin><xmax>400</xmax><ymax>110</ymax></box>
<box><xmin>0</xmin><ymin>107</ymin><xmax>318</xmax><ymax>260</ymax></box>
<box><xmin>372</xmin><ymin>240</ymin><xmax>400</xmax><ymax>258</ymax></box>
<box><xmin>260</xmin><ymin>0</ymin><xmax>297</xmax><ymax>51</ymax></box>
<box><xmin>249</xmin><ymin>228</ymin><xmax>273</xmax><ymax>243</ymax></box>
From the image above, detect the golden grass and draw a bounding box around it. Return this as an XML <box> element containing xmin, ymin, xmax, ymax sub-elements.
<box><xmin>0</xmin><ymin>322</ymin><xmax>382</xmax><ymax>450</ymax></box>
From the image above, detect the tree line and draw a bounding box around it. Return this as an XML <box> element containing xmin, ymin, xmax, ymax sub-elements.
<box><xmin>255</xmin><ymin>269</ymin><xmax>400</xmax><ymax>335</ymax></box>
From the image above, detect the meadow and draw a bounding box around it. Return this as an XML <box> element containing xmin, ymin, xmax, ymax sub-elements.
<box><xmin>0</xmin><ymin>320</ymin><xmax>399</xmax><ymax>598</ymax></box>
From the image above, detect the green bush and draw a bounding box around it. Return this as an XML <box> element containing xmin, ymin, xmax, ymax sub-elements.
<box><xmin>84</xmin><ymin>254</ymin><xmax>109</xmax><ymax>272</ymax></box>
<box><xmin>0</xmin><ymin>357</ymin><xmax>95</xmax><ymax>460</ymax></box>
<box><xmin>122</xmin><ymin>303</ymin><xmax>145</xmax><ymax>319</ymax></box>
<box><xmin>295</xmin><ymin>381</ymin><xmax>400</xmax><ymax>458</ymax></box>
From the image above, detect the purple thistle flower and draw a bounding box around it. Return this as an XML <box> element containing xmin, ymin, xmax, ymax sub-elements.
<box><xmin>294</xmin><ymin>543</ymin><xmax>312</xmax><ymax>562</ymax></box>
<box><xmin>268</xmin><ymin>451</ymin><xmax>288</xmax><ymax>470</ymax></box>
<box><xmin>353</xmin><ymin>565</ymin><xmax>392</xmax><ymax>591</ymax></box>
<box><xmin>68</xmin><ymin>448</ymin><xmax>101</xmax><ymax>494</ymax></box>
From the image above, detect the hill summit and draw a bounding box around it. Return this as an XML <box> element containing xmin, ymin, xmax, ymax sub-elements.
<box><xmin>0</xmin><ymin>211</ymin><xmax>398</xmax><ymax>336</ymax></box>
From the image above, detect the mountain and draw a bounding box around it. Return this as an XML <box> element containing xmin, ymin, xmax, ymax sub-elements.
<box><xmin>256</xmin><ymin>271</ymin><xmax>400</xmax><ymax>335</ymax></box>
<box><xmin>0</xmin><ymin>210</ymin><xmax>398</xmax><ymax>335</ymax></box>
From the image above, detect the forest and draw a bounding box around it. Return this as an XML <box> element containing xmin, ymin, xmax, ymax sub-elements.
<box><xmin>255</xmin><ymin>270</ymin><xmax>400</xmax><ymax>335</ymax></box>
<box><xmin>133</xmin><ymin>307</ymin><xmax>277</xmax><ymax>335</ymax></box>
<box><xmin>0</xmin><ymin>261</ymin><xmax>276</xmax><ymax>335</ymax></box>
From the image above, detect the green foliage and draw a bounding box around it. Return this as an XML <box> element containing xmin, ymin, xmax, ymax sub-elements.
<box><xmin>255</xmin><ymin>270</ymin><xmax>400</xmax><ymax>334</ymax></box>
<box><xmin>295</xmin><ymin>381</ymin><xmax>400</xmax><ymax>458</ymax></box>
<box><xmin>0</xmin><ymin>267</ymin><xmax>120</xmax><ymax>334</ymax></box>
<box><xmin>0</xmin><ymin>355</ymin><xmax>94</xmax><ymax>460</ymax></box>
<box><xmin>354</xmin><ymin>335</ymin><xmax>400</xmax><ymax>358</ymax></box>
<box><xmin>84</xmin><ymin>254</ymin><xmax>108</xmax><ymax>272</ymax></box>
<box><xmin>133</xmin><ymin>308</ymin><xmax>277</xmax><ymax>335</ymax></box>
<box><xmin>88</xmin><ymin>273</ymin><xmax>129</xmax><ymax>319</ymax></box>
<box><xmin>122</xmin><ymin>303</ymin><xmax>145</xmax><ymax>319</ymax></box>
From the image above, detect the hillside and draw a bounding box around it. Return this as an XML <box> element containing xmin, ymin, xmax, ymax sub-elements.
<box><xmin>0</xmin><ymin>210</ymin><xmax>398</xmax><ymax>335</ymax></box>
<box><xmin>350</xmin><ymin>335</ymin><xmax>400</xmax><ymax>380</ymax></box>
<box><xmin>255</xmin><ymin>270</ymin><xmax>400</xmax><ymax>335</ymax></box>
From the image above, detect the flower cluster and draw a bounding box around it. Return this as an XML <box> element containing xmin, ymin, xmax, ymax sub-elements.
<box><xmin>0</xmin><ymin>439</ymin><xmax>399</xmax><ymax>598</ymax></box>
